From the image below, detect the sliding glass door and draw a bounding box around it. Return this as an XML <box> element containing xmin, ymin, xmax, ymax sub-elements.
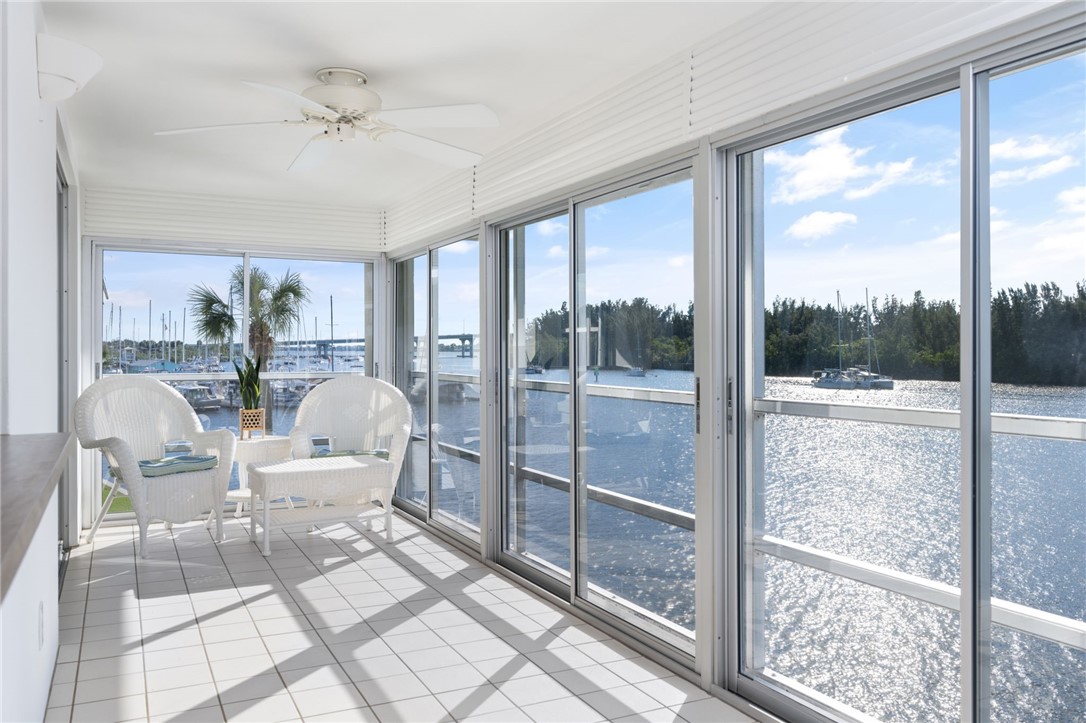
<box><xmin>738</xmin><ymin>88</ymin><xmax>964</xmax><ymax>721</ymax></box>
<box><xmin>574</xmin><ymin>172</ymin><xmax>696</xmax><ymax>646</ymax></box>
<box><xmin>500</xmin><ymin>168</ymin><xmax>697</xmax><ymax>648</ymax></box>
<box><xmin>986</xmin><ymin>50</ymin><xmax>1085</xmax><ymax>722</ymax></box>
<box><xmin>431</xmin><ymin>239</ymin><xmax>482</xmax><ymax>537</ymax></box>
<box><xmin>735</xmin><ymin>45</ymin><xmax>1085</xmax><ymax>723</ymax></box>
<box><xmin>393</xmin><ymin>240</ymin><xmax>482</xmax><ymax>542</ymax></box>
<box><xmin>503</xmin><ymin>213</ymin><xmax>573</xmax><ymax>580</ymax></box>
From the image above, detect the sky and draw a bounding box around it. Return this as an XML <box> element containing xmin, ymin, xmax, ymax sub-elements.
<box><xmin>102</xmin><ymin>51</ymin><xmax>1084</xmax><ymax>347</ymax></box>
<box><xmin>102</xmin><ymin>252</ymin><xmax>370</xmax><ymax>348</ymax></box>
<box><xmin>516</xmin><ymin>175</ymin><xmax>695</xmax><ymax>326</ymax></box>
<box><xmin>761</xmin><ymin>51</ymin><xmax>1085</xmax><ymax>310</ymax></box>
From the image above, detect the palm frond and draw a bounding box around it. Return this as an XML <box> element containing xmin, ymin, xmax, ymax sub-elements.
<box><xmin>193</xmin><ymin>265</ymin><xmax>310</xmax><ymax>364</ymax></box>
<box><xmin>187</xmin><ymin>285</ymin><xmax>236</xmax><ymax>343</ymax></box>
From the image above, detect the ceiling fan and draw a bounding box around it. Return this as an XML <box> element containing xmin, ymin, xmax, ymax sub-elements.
<box><xmin>155</xmin><ymin>67</ymin><xmax>498</xmax><ymax>170</ymax></box>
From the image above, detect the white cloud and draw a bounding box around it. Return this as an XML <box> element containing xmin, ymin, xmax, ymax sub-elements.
<box><xmin>536</xmin><ymin>218</ymin><xmax>568</xmax><ymax>237</ymax></box>
<box><xmin>546</xmin><ymin>245</ymin><xmax>567</xmax><ymax>258</ymax></box>
<box><xmin>1057</xmin><ymin>185</ymin><xmax>1086</xmax><ymax>215</ymax></box>
<box><xmin>991</xmin><ymin>135</ymin><xmax>1070</xmax><ymax>161</ymax></box>
<box><xmin>844</xmin><ymin>159</ymin><xmax>914</xmax><ymax>200</ymax></box>
<box><xmin>585</xmin><ymin>246</ymin><xmax>610</xmax><ymax>259</ymax></box>
<box><xmin>785</xmin><ymin>211</ymin><xmax>858</xmax><ymax>240</ymax></box>
<box><xmin>667</xmin><ymin>254</ymin><xmax>692</xmax><ymax>268</ymax></box>
<box><xmin>764</xmin><ymin>228</ymin><xmax>963</xmax><ymax>306</ymax></box>
<box><xmin>764</xmin><ymin>126</ymin><xmax>870</xmax><ymax>204</ymax></box>
<box><xmin>990</xmin><ymin>213</ymin><xmax>1086</xmax><ymax>293</ymax></box>
<box><xmin>441</xmin><ymin>240</ymin><xmax>474</xmax><ymax>254</ymax></box>
<box><xmin>990</xmin><ymin>156</ymin><xmax>1076</xmax><ymax>187</ymax></box>
<box><xmin>764</xmin><ymin>125</ymin><xmax>934</xmax><ymax>204</ymax></box>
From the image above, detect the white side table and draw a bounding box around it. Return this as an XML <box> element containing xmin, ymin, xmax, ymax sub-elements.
<box><xmin>228</xmin><ymin>435</ymin><xmax>293</xmax><ymax>517</ymax></box>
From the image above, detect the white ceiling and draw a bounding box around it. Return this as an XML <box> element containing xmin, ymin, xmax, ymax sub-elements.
<box><xmin>43</xmin><ymin>1</ymin><xmax>765</xmax><ymax>210</ymax></box>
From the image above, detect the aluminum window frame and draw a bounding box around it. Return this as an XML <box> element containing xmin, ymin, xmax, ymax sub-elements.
<box><xmin>494</xmin><ymin>204</ymin><xmax>575</xmax><ymax>601</ymax></box>
<box><xmin>571</xmin><ymin>163</ymin><xmax>699</xmax><ymax>654</ymax></box>
<box><xmin>84</xmin><ymin>236</ymin><xmax>379</xmax><ymax>526</ymax></box>
<box><xmin>724</xmin><ymin>34</ymin><xmax>1086</xmax><ymax>723</ymax></box>
<box><xmin>388</xmin><ymin>232</ymin><xmax>485</xmax><ymax>547</ymax></box>
<box><xmin>489</xmin><ymin>160</ymin><xmax>706</xmax><ymax>657</ymax></box>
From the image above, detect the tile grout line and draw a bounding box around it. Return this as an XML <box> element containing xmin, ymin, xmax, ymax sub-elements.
<box><xmin>161</xmin><ymin>518</ymin><xmax>228</xmax><ymax>722</ymax></box>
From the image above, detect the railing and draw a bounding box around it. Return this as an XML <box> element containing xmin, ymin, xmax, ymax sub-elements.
<box><xmin>414</xmin><ymin>377</ymin><xmax>1086</xmax><ymax>653</ymax></box>
<box><xmin>755</xmin><ymin>534</ymin><xmax>1086</xmax><ymax>652</ymax></box>
<box><xmin>508</xmin><ymin>378</ymin><xmax>697</xmax><ymax>531</ymax></box>
<box><xmin>752</xmin><ymin>395</ymin><xmax>1086</xmax><ymax>654</ymax></box>
<box><xmin>753</xmin><ymin>397</ymin><xmax>1086</xmax><ymax>442</ymax></box>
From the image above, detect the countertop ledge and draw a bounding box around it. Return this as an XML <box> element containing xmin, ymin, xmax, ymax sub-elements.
<box><xmin>1</xmin><ymin>432</ymin><xmax>74</xmax><ymax>601</ymax></box>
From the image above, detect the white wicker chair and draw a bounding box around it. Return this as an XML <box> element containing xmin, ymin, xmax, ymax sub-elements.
<box><xmin>74</xmin><ymin>375</ymin><xmax>236</xmax><ymax>557</ymax></box>
<box><xmin>290</xmin><ymin>376</ymin><xmax>412</xmax><ymax>467</ymax></box>
<box><xmin>246</xmin><ymin>376</ymin><xmax>411</xmax><ymax>553</ymax></box>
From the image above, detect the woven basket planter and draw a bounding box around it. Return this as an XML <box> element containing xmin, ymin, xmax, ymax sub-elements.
<box><xmin>239</xmin><ymin>407</ymin><xmax>265</xmax><ymax>440</ymax></box>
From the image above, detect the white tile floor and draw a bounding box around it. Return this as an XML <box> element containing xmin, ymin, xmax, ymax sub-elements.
<box><xmin>46</xmin><ymin>514</ymin><xmax>753</xmax><ymax>723</ymax></box>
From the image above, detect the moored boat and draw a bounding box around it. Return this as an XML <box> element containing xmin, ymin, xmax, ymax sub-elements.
<box><xmin>811</xmin><ymin>289</ymin><xmax>894</xmax><ymax>390</ymax></box>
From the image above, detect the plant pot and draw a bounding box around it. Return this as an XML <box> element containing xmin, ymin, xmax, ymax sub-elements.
<box><xmin>239</xmin><ymin>407</ymin><xmax>265</xmax><ymax>440</ymax></box>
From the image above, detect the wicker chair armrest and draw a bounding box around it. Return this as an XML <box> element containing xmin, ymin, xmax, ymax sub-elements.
<box><xmin>190</xmin><ymin>428</ymin><xmax>236</xmax><ymax>471</ymax></box>
<box><xmin>289</xmin><ymin>426</ymin><xmax>314</xmax><ymax>460</ymax></box>
<box><xmin>82</xmin><ymin>435</ymin><xmax>140</xmax><ymax>477</ymax></box>
<box><xmin>387</xmin><ymin>419</ymin><xmax>413</xmax><ymax>482</ymax></box>
<box><xmin>190</xmin><ymin>428</ymin><xmax>233</xmax><ymax>458</ymax></box>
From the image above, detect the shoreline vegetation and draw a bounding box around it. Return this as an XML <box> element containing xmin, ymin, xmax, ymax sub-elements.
<box><xmin>522</xmin><ymin>281</ymin><xmax>1085</xmax><ymax>386</ymax></box>
<box><xmin>101</xmin><ymin>281</ymin><xmax>1084</xmax><ymax>387</ymax></box>
<box><xmin>765</xmin><ymin>281</ymin><xmax>1085</xmax><ymax>385</ymax></box>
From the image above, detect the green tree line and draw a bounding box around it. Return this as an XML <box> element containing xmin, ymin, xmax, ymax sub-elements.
<box><xmin>527</xmin><ymin>281</ymin><xmax>1085</xmax><ymax>385</ymax></box>
<box><xmin>527</xmin><ymin>298</ymin><xmax>696</xmax><ymax>372</ymax></box>
<box><xmin>767</xmin><ymin>281</ymin><xmax>1085</xmax><ymax>384</ymax></box>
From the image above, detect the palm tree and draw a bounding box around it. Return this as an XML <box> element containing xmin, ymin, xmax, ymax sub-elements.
<box><xmin>188</xmin><ymin>264</ymin><xmax>310</xmax><ymax>371</ymax></box>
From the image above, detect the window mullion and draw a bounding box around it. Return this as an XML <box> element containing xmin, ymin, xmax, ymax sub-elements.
<box><xmin>241</xmin><ymin>253</ymin><xmax>250</xmax><ymax>360</ymax></box>
<box><xmin>959</xmin><ymin>61</ymin><xmax>993</xmax><ymax>723</ymax></box>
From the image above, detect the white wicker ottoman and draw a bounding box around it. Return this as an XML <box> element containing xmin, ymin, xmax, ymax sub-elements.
<box><xmin>247</xmin><ymin>455</ymin><xmax>396</xmax><ymax>555</ymax></box>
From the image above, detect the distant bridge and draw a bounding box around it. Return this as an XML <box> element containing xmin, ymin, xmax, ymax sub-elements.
<box><xmin>275</xmin><ymin>334</ymin><xmax>476</xmax><ymax>357</ymax></box>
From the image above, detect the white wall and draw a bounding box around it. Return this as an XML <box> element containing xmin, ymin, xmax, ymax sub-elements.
<box><xmin>0</xmin><ymin>490</ymin><xmax>60</xmax><ymax>723</ymax></box>
<box><xmin>1</xmin><ymin>0</ymin><xmax>61</xmax><ymax>435</ymax></box>
<box><xmin>1</xmin><ymin>1</ymin><xmax>66</xmax><ymax>720</ymax></box>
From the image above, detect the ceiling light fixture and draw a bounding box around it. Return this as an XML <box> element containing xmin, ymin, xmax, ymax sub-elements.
<box><xmin>36</xmin><ymin>33</ymin><xmax>103</xmax><ymax>101</ymax></box>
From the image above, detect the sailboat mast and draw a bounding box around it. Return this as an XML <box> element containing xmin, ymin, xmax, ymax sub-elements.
<box><xmin>865</xmin><ymin>287</ymin><xmax>873</xmax><ymax>370</ymax></box>
<box><xmin>836</xmin><ymin>290</ymin><xmax>844</xmax><ymax>370</ymax></box>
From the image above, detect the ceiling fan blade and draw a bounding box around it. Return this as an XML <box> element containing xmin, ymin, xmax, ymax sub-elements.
<box><xmin>288</xmin><ymin>132</ymin><xmax>337</xmax><ymax>172</ymax></box>
<box><xmin>155</xmin><ymin>120</ymin><xmax>307</xmax><ymax>136</ymax></box>
<box><xmin>241</xmin><ymin>80</ymin><xmax>337</xmax><ymax>119</ymax></box>
<box><xmin>375</xmin><ymin>104</ymin><xmax>498</xmax><ymax>128</ymax></box>
<box><xmin>377</xmin><ymin>130</ymin><xmax>482</xmax><ymax>167</ymax></box>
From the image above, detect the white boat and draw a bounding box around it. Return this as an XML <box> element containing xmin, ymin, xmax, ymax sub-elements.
<box><xmin>625</xmin><ymin>367</ymin><xmax>647</xmax><ymax>377</ymax></box>
<box><xmin>812</xmin><ymin>289</ymin><xmax>894</xmax><ymax>390</ymax></box>
<box><xmin>812</xmin><ymin>368</ymin><xmax>856</xmax><ymax>389</ymax></box>
<box><xmin>850</xmin><ymin>365</ymin><xmax>894</xmax><ymax>390</ymax></box>
<box><xmin>176</xmin><ymin>384</ymin><xmax>223</xmax><ymax>410</ymax></box>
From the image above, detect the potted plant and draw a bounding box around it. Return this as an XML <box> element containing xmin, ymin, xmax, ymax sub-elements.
<box><xmin>234</xmin><ymin>353</ymin><xmax>264</xmax><ymax>439</ymax></box>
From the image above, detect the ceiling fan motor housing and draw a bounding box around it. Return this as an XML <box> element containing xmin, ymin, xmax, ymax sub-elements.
<box><xmin>324</xmin><ymin>123</ymin><xmax>356</xmax><ymax>142</ymax></box>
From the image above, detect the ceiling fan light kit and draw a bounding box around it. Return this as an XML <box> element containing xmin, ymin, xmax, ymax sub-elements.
<box><xmin>302</xmin><ymin>68</ymin><xmax>382</xmax><ymax>117</ymax></box>
<box><xmin>156</xmin><ymin>67</ymin><xmax>495</xmax><ymax>169</ymax></box>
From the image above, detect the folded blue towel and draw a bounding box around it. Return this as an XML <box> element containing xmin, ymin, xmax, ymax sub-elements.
<box><xmin>312</xmin><ymin>448</ymin><xmax>389</xmax><ymax>460</ymax></box>
<box><xmin>138</xmin><ymin>454</ymin><xmax>218</xmax><ymax>477</ymax></box>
